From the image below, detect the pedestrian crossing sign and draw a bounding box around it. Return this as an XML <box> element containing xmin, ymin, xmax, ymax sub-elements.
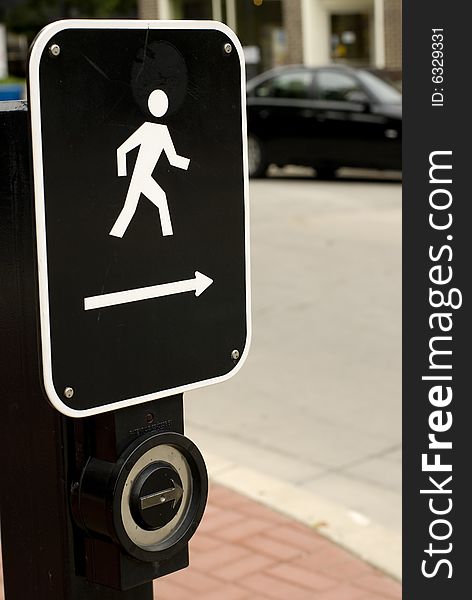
<box><xmin>28</xmin><ymin>20</ymin><xmax>250</xmax><ymax>417</ymax></box>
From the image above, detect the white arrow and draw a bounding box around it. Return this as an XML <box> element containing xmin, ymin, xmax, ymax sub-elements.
<box><xmin>84</xmin><ymin>271</ymin><xmax>213</xmax><ymax>311</ymax></box>
<box><xmin>140</xmin><ymin>481</ymin><xmax>184</xmax><ymax>511</ymax></box>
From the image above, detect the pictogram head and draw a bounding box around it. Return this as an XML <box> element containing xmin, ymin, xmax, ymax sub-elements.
<box><xmin>148</xmin><ymin>89</ymin><xmax>169</xmax><ymax>118</ymax></box>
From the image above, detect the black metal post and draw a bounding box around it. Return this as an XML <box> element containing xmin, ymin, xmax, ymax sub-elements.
<box><xmin>0</xmin><ymin>102</ymin><xmax>154</xmax><ymax>600</ymax></box>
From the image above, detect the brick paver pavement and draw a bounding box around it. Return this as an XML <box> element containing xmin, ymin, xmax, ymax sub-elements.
<box><xmin>153</xmin><ymin>484</ymin><xmax>401</xmax><ymax>599</ymax></box>
<box><xmin>0</xmin><ymin>483</ymin><xmax>401</xmax><ymax>599</ymax></box>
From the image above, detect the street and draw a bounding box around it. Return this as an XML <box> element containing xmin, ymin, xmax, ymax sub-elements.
<box><xmin>186</xmin><ymin>169</ymin><xmax>402</xmax><ymax>536</ymax></box>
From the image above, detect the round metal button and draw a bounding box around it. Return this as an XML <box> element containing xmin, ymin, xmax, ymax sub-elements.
<box><xmin>130</xmin><ymin>462</ymin><xmax>183</xmax><ymax>531</ymax></box>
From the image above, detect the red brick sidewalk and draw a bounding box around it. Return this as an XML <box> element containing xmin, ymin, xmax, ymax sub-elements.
<box><xmin>154</xmin><ymin>484</ymin><xmax>401</xmax><ymax>599</ymax></box>
<box><xmin>0</xmin><ymin>483</ymin><xmax>401</xmax><ymax>599</ymax></box>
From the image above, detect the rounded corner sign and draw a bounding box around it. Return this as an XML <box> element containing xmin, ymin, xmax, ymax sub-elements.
<box><xmin>28</xmin><ymin>20</ymin><xmax>250</xmax><ymax>418</ymax></box>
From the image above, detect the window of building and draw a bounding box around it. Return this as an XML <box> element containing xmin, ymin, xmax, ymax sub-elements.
<box><xmin>236</xmin><ymin>0</ymin><xmax>285</xmax><ymax>75</ymax></box>
<box><xmin>176</xmin><ymin>0</ymin><xmax>213</xmax><ymax>20</ymax></box>
<box><xmin>330</xmin><ymin>13</ymin><xmax>370</xmax><ymax>66</ymax></box>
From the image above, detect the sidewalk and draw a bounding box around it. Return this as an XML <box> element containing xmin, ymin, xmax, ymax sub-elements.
<box><xmin>0</xmin><ymin>483</ymin><xmax>401</xmax><ymax>599</ymax></box>
<box><xmin>154</xmin><ymin>483</ymin><xmax>401</xmax><ymax>599</ymax></box>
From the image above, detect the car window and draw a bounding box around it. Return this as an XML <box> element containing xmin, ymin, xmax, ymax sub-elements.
<box><xmin>315</xmin><ymin>71</ymin><xmax>369</xmax><ymax>103</ymax></box>
<box><xmin>356</xmin><ymin>70</ymin><xmax>402</xmax><ymax>104</ymax></box>
<box><xmin>254</xmin><ymin>72</ymin><xmax>313</xmax><ymax>100</ymax></box>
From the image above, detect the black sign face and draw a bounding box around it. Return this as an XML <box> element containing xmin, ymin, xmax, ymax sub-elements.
<box><xmin>29</xmin><ymin>20</ymin><xmax>250</xmax><ymax>416</ymax></box>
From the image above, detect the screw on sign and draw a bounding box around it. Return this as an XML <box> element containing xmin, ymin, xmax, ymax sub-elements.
<box><xmin>28</xmin><ymin>20</ymin><xmax>251</xmax><ymax>417</ymax></box>
<box><xmin>49</xmin><ymin>43</ymin><xmax>60</xmax><ymax>56</ymax></box>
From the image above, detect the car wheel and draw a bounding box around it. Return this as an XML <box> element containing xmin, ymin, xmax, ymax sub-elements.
<box><xmin>315</xmin><ymin>166</ymin><xmax>338</xmax><ymax>180</ymax></box>
<box><xmin>248</xmin><ymin>134</ymin><xmax>267</xmax><ymax>178</ymax></box>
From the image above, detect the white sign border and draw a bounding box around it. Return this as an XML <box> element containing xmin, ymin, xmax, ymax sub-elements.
<box><xmin>29</xmin><ymin>19</ymin><xmax>251</xmax><ymax>418</ymax></box>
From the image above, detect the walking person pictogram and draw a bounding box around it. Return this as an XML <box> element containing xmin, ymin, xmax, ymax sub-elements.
<box><xmin>110</xmin><ymin>89</ymin><xmax>190</xmax><ymax>238</ymax></box>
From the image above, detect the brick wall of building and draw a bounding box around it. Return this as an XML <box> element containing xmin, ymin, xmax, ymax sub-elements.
<box><xmin>282</xmin><ymin>0</ymin><xmax>304</xmax><ymax>65</ymax></box>
<box><xmin>384</xmin><ymin>0</ymin><xmax>402</xmax><ymax>70</ymax></box>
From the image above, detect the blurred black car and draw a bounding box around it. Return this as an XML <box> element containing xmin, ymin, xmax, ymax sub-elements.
<box><xmin>246</xmin><ymin>65</ymin><xmax>402</xmax><ymax>178</ymax></box>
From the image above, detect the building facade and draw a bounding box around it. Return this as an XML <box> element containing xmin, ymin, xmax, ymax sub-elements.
<box><xmin>138</xmin><ymin>0</ymin><xmax>401</xmax><ymax>75</ymax></box>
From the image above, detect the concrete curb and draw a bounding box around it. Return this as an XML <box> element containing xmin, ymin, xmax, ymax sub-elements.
<box><xmin>204</xmin><ymin>451</ymin><xmax>402</xmax><ymax>581</ymax></box>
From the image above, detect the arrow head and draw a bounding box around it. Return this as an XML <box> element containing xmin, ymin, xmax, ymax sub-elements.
<box><xmin>171</xmin><ymin>480</ymin><xmax>183</xmax><ymax>508</ymax></box>
<box><xmin>194</xmin><ymin>271</ymin><xmax>213</xmax><ymax>297</ymax></box>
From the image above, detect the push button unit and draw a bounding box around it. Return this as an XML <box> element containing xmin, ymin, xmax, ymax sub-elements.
<box><xmin>75</xmin><ymin>431</ymin><xmax>207</xmax><ymax>563</ymax></box>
